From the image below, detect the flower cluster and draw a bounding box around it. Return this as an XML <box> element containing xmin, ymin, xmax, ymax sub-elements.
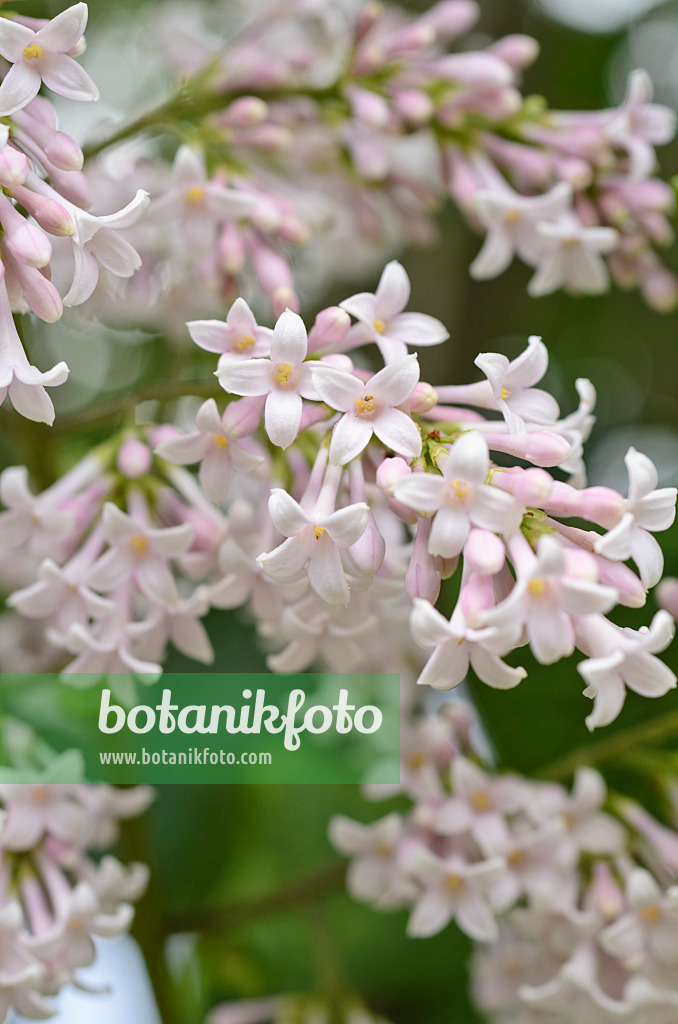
<box><xmin>207</xmin><ymin>994</ymin><xmax>391</xmax><ymax>1024</ymax></box>
<box><xmin>0</xmin><ymin>3</ymin><xmax>150</xmax><ymax>424</ymax></box>
<box><xmin>330</xmin><ymin>701</ymin><xmax>678</xmax><ymax>1024</ymax></box>
<box><xmin>82</xmin><ymin>0</ymin><xmax>678</xmax><ymax>332</ymax></box>
<box><xmin>0</xmin><ymin>779</ymin><xmax>151</xmax><ymax>1021</ymax></box>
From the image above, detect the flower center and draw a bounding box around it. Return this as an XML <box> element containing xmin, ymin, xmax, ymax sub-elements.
<box><xmin>373</xmin><ymin>318</ymin><xmax>385</xmax><ymax>334</ymax></box>
<box><xmin>23</xmin><ymin>43</ymin><xmax>43</xmax><ymax>60</ymax></box>
<box><xmin>235</xmin><ymin>334</ymin><xmax>256</xmax><ymax>352</ymax></box>
<box><xmin>449</xmin><ymin>478</ymin><xmax>467</xmax><ymax>501</ymax></box>
<box><xmin>185</xmin><ymin>185</ymin><xmax>205</xmax><ymax>204</ymax></box>
<box><xmin>508</xmin><ymin>849</ymin><xmax>526</xmax><ymax>867</ymax></box>
<box><xmin>355</xmin><ymin>394</ymin><xmax>376</xmax><ymax>416</ymax></box>
<box><xmin>32</xmin><ymin>785</ymin><xmax>49</xmax><ymax>804</ymax></box>
<box><xmin>214</xmin><ymin>435</ymin><xmax>229</xmax><ymax>448</ymax></box>
<box><xmin>528</xmin><ymin>578</ymin><xmax>546</xmax><ymax>597</ymax></box>
<box><xmin>641</xmin><ymin>905</ymin><xmax>661</xmax><ymax>924</ymax></box>
<box><xmin>471</xmin><ymin>791</ymin><xmax>492</xmax><ymax>813</ymax></box>
<box><xmin>130</xmin><ymin>535</ymin><xmax>149</xmax><ymax>556</ymax></box>
<box><xmin>314</xmin><ymin>526</ymin><xmax>325</xmax><ymax>540</ymax></box>
<box><xmin>500</xmin><ymin>387</ymin><xmax>510</xmax><ymax>400</ymax></box>
<box><xmin>504</xmin><ymin>208</ymin><xmax>520</xmax><ymax>224</ymax></box>
<box><xmin>274</xmin><ymin>362</ymin><xmax>294</xmax><ymax>387</ymax></box>
<box><xmin>445</xmin><ymin>873</ymin><xmax>463</xmax><ymax>892</ymax></box>
<box><xmin>375</xmin><ymin>841</ymin><xmax>392</xmax><ymax>858</ymax></box>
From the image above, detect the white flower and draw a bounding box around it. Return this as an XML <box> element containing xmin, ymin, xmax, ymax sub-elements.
<box><xmin>474</xmin><ymin>335</ymin><xmax>560</xmax><ymax>432</ymax></box>
<box><xmin>328</xmin><ymin>813</ymin><xmax>414</xmax><ymax>909</ymax></box>
<box><xmin>482</xmin><ymin>534</ymin><xmax>618</xmax><ymax>665</ymax></box>
<box><xmin>600</xmin><ymin>869</ymin><xmax>678</xmax><ymax>967</ymax></box>
<box><xmin>257</xmin><ymin>489</ymin><xmax>369</xmax><ymax>606</ymax></box>
<box><xmin>528</xmin><ymin>217</ymin><xmax>618</xmax><ymax>297</ymax></box>
<box><xmin>310</xmin><ymin>353</ymin><xmax>422</xmax><ymax>465</ymax></box>
<box><xmin>410</xmin><ymin>597</ymin><xmax>526</xmax><ymax>691</ymax></box>
<box><xmin>433</xmin><ymin>756</ymin><xmax>527</xmax><ymax>854</ymax></box>
<box><xmin>0</xmin><ymin>3</ymin><xmax>98</xmax><ymax>117</ymax></box>
<box><xmin>605</xmin><ymin>70</ymin><xmax>677</xmax><ymax>180</ymax></box>
<box><xmin>339</xmin><ymin>260</ymin><xmax>448</xmax><ymax>363</ymax></box>
<box><xmin>406</xmin><ymin>845</ymin><xmax>506</xmax><ymax>941</ymax></box>
<box><xmin>595</xmin><ymin>447</ymin><xmax>677</xmax><ymax>588</ymax></box>
<box><xmin>576</xmin><ymin>611</ymin><xmax>676</xmax><ymax>730</ymax></box>
<box><xmin>155</xmin><ymin>397</ymin><xmax>265</xmax><ymax>504</ymax></box>
<box><xmin>63</xmin><ymin>188</ymin><xmax>150</xmax><ymax>306</ymax></box>
<box><xmin>470</xmin><ymin>181</ymin><xmax>572</xmax><ymax>279</ymax></box>
<box><xmin>394</xmin><ymin>431</ymin><xmax>522</xmax><ymax>557</ymax></box>
<box><xmin>217</xmin><ymin>308</ymin><xmax>318</xmax><ymax>450</ymax></box>
<box><xmin>187</xmin><ymin>297</ymin><xmax>273</xmax><ymax>365</ymax></box>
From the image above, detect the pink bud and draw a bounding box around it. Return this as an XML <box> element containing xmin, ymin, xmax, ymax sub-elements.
<box><xmin>410</xmin><ymin>382</ymin><xmax>439</xmax><ymax>414</ymax></box>
<box><xmin>223</xmin><ymin>96</ymin><xmax>269</xmax><ymax>127</ymax></box>
<box><xmin>150</xmin><ymin>425</ymin><xmax>180</xmax><ymax>447</ymax></box>
<box><xmin>354</xmin><ymin>1</ymin><xmax>384</xmax><ymax>44</ymax></box>
<box><xmin>489</xmin><ymin>34</ymin><xmax>540</xmax><ymax>70</ymax></box>
<box><xmin>17</xmin><ymin>265</ymin><xmax>62</xmax><ymax>323</ymax></box>
<box><xmin>251</xmin><ymin>198</ymin><xmax>283</xmax><ymax>232</ymax></box>
<box><xmin>117</xmin><ymin>438</ymin><xmax>152</xmax><ymax>479</ymax></box>
<box><xmin>251</xmin><ymin>240</ymin><xmax>294</xmax><ymax>293</ymax></box>
<box><xmin>544</xmin><ymin>482</ymin><xmax>625</xmax><ymax>528</ymax></box>
<box><xmin>12</xmin><ymin>185</ymin><xmax>74</xmax><ymax>236</ymax></box>
<box><xmin>393</xmin><ymin>89</ymin><xmax>435</xmax><ymax>126</ymax></box>
<box><xmin>245</xmin><ymin>124</ymin><xmax>292</xmax><ymax>152</ymax></box>
<box><xmin>43</xmin><ymin>130</ymin><xmax>84</xmax><ymax>172</ymax></box>
<box><xmin>596</xmin><ymin>557</ymin><xmax>646</xmax><ymax>608</ymax></box>
<box><xmin>0</xmin><ymin>195</ymin><xmax>51</xmax><ymax>268</ymax></box>
<box><xmin>419</xmin><ymin>1</ymin><xmax>479</xmax><ymax>39</ymax></box>
<box><xmin>464</xmin><ymin>528</ymin><xmax>505</xmax><ymax>576</ymax></box>
<box><xmin>589</xmin><ymin>862</ymin><xmax>625</xmax><ymax>922</ymax></box>
<box><xmin>385</xmin><ymin>23</ymin><xmax>436</xmax><ymax>57</ymax></box>
<box><xmin>272</xmin><ymin>286</ymin><xmax>299</xmax><ymax>317</ymax></box>
<box><xmin>377</xmin><ymin>456</ymin><xmax>411</xmax><ymax>495</ymax></box>
<box><xmin>553</xmin><ymin>156</ymin><xmax>593</xmax><ymax>190</ymax></box>
<box><xmin>218</xmin><ymin>222</ymin><xmax>245</xmax><ymax>274</ymax></box>
<box><xmin>0</xmin><ymin>145</ymin><xmax>29</xmax><ymax>187</ymax></box>
<box><xmin>641</xmin><ymin>263</ymin><xmax>678</xmax><ymax>313</ymax></box>
<box><xmin>622</xmin><ymin>801</ymin><xmax>678</xmax><ymax>874</ymax></box>
<box><xmin>349</xmin><ymin>86</ymin><xmax>391</xmax><ymax>129</ymax></box>
<box><xmin>562</xmin><ymin>547</ymin><xmax>599</xmax><ymax>581</ymax></box>
<box><xmin>406</xmin><ymin>518</ymin><xmax>441</xmax><ymax>602</ymax></box>
<box><xmin>348</xmin><ymin>513</ymin><xmax>386</xmax><ymax>575</ymax></box>
<box><xmin>460</xmin><ymin>572</ymin><xmax>495</xmax><ymax>626</ymax></box>
<box><xmin>278</xmin><ymin>215</ymin><xmax>310</xmax><ymax>246</ymax></box>
<box><xmin>656</xmin><ymin>577</ymin><xmax>678</xmax><ymax>619</ymax></box>
<box><xmin>494</xmin><ymin>467</ymin><xmax>553</xmax><ymax>506</ymax></box>
<box><xmin>308</xmin><ymin>307</ymin><xmax>351</xmax><ymax>351</ymax></box>
<box><xmin>484</xmin><ymin>431</ymin><xmax>571</xmax><ymax>467</ymax></box>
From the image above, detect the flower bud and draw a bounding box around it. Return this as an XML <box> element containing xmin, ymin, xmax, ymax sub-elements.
<box><xmin>464</xmin><ymin>528</ymin><xmax>505</xmax><ymax>576</ymax></box>
<box><xmin>484</xmin><ymin>431</ymin><xmax>571</xmax><ymax>467</ymax></box>
<box><xmin>349</xmin><ymin>86</ymin><xmax>391</xmax><ymax>129</ymax></box>
<box><xmin>308</xmin><ymin>307</ymin><xmax>351</xmax><ymax>351</ymax></box>
<box><xmin>272</xmin><ymin>286</ymin><xmax>299</xmax><ymax>317</ymax></box>
<box><xmin>117</xmin><ymin>438</ymin><xmax>153</xmax><ymax>479</ymax></box>
<box><xmin>393</xmin><ymin>89</ymin><xmax>435</xmax><ymax>126</ymax></box>
<box><xmin>0</xmin><ymin>145</ymin><xmax>29</xmax><ymax>187</ymax></box>
<box><xmin>348</xmin><ymin>512</ymin><xmax>386</xmax><ymax>575</ymax></box>
<box><xmin>223</xmin><ymin>96</ymin><xmax>269</xmax><ymax>126</ymax></box>
<box><xmin>489</xmin><ymin>34</ymin><xmax>540</xmax><ymax>70</ymax></box>
<box><xmin>409</xmin><ymin>382</ymin><xmax>439</xmax><ymax>414</ymax></box>
<box><xmin>419</xmin><ymin>1</ymin><xmax>479</xmax><ymax>40</ymax></box>
<box><xmin>406</xmin><ymin>518</ymin><xmax>441</xmax><ymax>603</ymax></box>
<box><xmin>656</xmin><ymin>577</ymin><xmax>678</xmax><ymax>618</ymax></box>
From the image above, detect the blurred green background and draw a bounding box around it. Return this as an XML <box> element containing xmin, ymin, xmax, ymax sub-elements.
<box><xmin>3</xmin><ymin>0</ymin><xmax>678</xmax><ymax>1021</ymax></box>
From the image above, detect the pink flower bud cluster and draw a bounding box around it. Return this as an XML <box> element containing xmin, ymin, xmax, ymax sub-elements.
<box><xmin>0</xmin><ymin>780</ymin><xmax>151</xmax><ymax>1021</ymax></box>
<box><xmin>330</xmin><ymin>701</ymin><xmax>678</xmax><ymax>1024</ymax></box>
<box><xmin>0</xmin><ymin>3</ymin><xmax>149</xmax><ymax>424</ymax></box>
<box><xmin>92</xmin><ymin>0</ymin><xmax>678</xmax><ymax>329</ymax></box>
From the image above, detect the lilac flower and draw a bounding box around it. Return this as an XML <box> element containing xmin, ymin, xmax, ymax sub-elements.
<box><xmin>406</xmin><ymin>845</ymin><xmax>506</xmax><ymax>941</ymax></box>
<box><xmin>594</xmin><ymin>447</ymin><xmax>677</xmax><ymax>588</ymax></box>
<box><xmin>187</xmin><ymin>297</ymin><xmax>273</xmax><ymax>365</ymax></box>
<box><xmin>474</xmin><ymin>335</ymin><xmax>560</xmax><ymax>432</ymax></box>
<box><xmin>529</xmin><ymin>217</ymin><xmax>619</xmax><ymax>297</ymax></box>
<box><xmin>600</xmin><ymin>869</ymin><xmax>678</xmax><ymax>967</ymax></box>
<box><xmin>310</xmin><ymin>354</ymin><xmax>422</xmax><ymax>465</ymax></box>
<box><xmin>0</xmin><ymin>4</ymin><xmax>98</xmax><ymax>117</ymax></box>
<box><xmin>217</xmin><ymin>309</ymin><xmax>318</xmax><ymax>450</ymax></box>
<box><xmin>605</xmin><ymin>70</ymin><xmax>677</xmax><ymax>180</ymax></box>
<box><xmin>328</xmin><ymin>813</ymin><xmax>415</xmax><ymax>909</ymax></box>
<box><xmin>155</xmin><ymin>397</ymin><xmax>265</xmax><ymax>504</ymax></box>
<box><xmin>339</xmin><ymin>261</ymin><xmax>448</xmax><ymax>363</ymax></box>
<box><xmin>394</xmin><ymin>431</ymin><xmax>522</xmax><ymax>557</ymax></box>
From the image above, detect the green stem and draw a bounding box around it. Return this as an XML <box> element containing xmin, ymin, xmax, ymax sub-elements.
<box><xmin>537</xmin><ymin>708</ymin><xmax>678</xmax><ymax>782</ymax></box>
<box><xmin>167</xmin><ymin>860</ymin><xmax>346</xmax><ymax>934</ymax></box>
<box><xmin>52</xmin><ymin>377</ymin><xmax>222</xmax><ymax>432</ymax></box>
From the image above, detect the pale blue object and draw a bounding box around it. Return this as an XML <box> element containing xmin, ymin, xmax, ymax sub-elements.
<box><xmin>10</xmin><ymin>936</ymin><xmax>162</xmax><ymax>1024</ymax></box>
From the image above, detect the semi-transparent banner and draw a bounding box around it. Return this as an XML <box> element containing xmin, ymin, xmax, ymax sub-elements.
<box><xmin>0</xmin><ymin>673</ymin><xmax>401</xmax><ymax>784</ymax></box>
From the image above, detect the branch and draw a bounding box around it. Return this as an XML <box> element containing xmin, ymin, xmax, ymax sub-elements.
<box><xmin>167</xmin><ymin>860</ymin><xmax>346</xmax><ymax>934</ymax></box>
<box><xmin>537</xmin><ymin>708</ymin><xmax>678</xmax><ymax>782</ymax></box>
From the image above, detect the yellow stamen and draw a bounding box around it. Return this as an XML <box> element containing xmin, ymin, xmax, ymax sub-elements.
<box><xmin>23</xmin><ymin>43</ymin><xmax>43</xmax><ymax>60</ymax></box>
<box><xmin>375</xmin><ymin>841</ymin><xmax>392</xmax><ymax>858</ymax></box>
<box><xmin>445</xmin><ymin>873</ymin><xmax>463</xmax><ymax>892</ymax></box>
<box><xmin>32</xmin><ymin>786</ymin><xmax>49</xmax><ymax>804</ymax></box>
<box><xmin>355</xmin><ymin>394</ymin><xmax>376</xmax><ymax>416</ymax></box>
<box><xmin>408</xmin><ymin>752</ymin><xmax>425</xmax><ymax>771</ymax></box>
<box><xmin>314</xmin><ymin>526</ymin><xmax>325</xmax><ymax>540</ymax></box>
<box><xmin>450</xmin><ymin>478</ymin><xmax>467</xmax><ymax>501</ymax></box>
<box><xmin>504</xmin><ymin>208</ymin><xmax>520</xmax><ymax>224</ymax></box>
<box><xmin>373</xmin><ymin>318</ymin><xmax>385</xmax><ymax>334</ymax></box>
<box><xmin>508</xmin><ymin>849</ymin><xmax>526</xmax><ymax>867</ymax></box>
<box><xmin>642</xmin><ymin>905</ymin><xmax>661</xmax><ymax>924</ymax></box>
<box><xmin>500</xmin><ymin>387</ymin><xmax>510</xmax><ymax>400</ymax></box>
<box><xmin>528</xmin><ymin>578</ymin><xmax>546</xmax><ymax>597</ymax></box>
<box><xmin>185</xmin><ymin>185</ymin><xmax>205</xmax><ymax>204</ymax></box>
<box><xmin>235</xmin><ymin>334</ymin><xmax>256</xmax><ymax>352</ymax></box>
<box><xmin>130</xmin><ymin>535</ymin><xmax>148</xmax><ymax>556</ymax></box>
<box><xmin>471</xmin><ymin>791</ymin><xmax>492</xmax><ymax>813</ymax></box>
<box><xmin>214</xmin><ymin>435</ymin><xmax>229</xmax><ymax>448</ymax></box>
<box><xmin>274</xmin><ymin>362</ymin><xmax>293</xmax><ymax>386</ymax></box>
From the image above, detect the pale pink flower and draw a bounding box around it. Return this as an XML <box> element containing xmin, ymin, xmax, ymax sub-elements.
<box><xmin>310</xmin><ymin>354</ymin><xmax>422</xmax><ymax>465</ymax></box>
<box><xmin>433</xmin><ymin>756</ymin><xmax>527</xmax><ymax>853</ymax></box>
<box><xmin>529</xmin><ymin>217</ymin><xmax>618</xmax><ymax>297</ymax></box>
<box><xmin>394</xmin><ymin>431</ymin><xmax>522</xmax><ymax>557</ymax></box>
<box><xmin>474</xmin><ymin>335</ymin><xmax>560</xmax><ymax>432</ymax></box>
<box><xmin>406</xmin><ymin>845</ymin><xmax>505</xmax><ymax>941</ymax></box>
<box><xmin>605</xmin><ymin>70</ymin><xmax>677</xmax><ymax>180</ymax></box>
<box><xmin>600</xmin><ymin>869</ymin><xmax>678</xmax><ymax>967</ymax></box>
<box><xmin>155</xmin><ymin>397</ymin><xmax>264</xmax><ymax>504</ymax></box>
<box><xmin>339</xmin><ymin>261</ymin><xmax>448</xmax><ymax>362</ymax></box>
<box><xmin>0</xmin><ymin>4</ymin><xmax>98</xmax><ymax>116</ymax></box>
<box><xmin>328</xmin><ymin>813</ymin><xmax>415</xmax><ymax>909</ymax></box>
<box><xmin>217</xmin><ymin>308</ymin><xmax>318</xmax><ymax>450</ymax></box>
<box><xmin>187</xmin><ymin>297</ymin><xmax>272</xmax><ymax>365</ymax></box>
<box><xmin>594</xmin><ymin>447</ymin><xmax>677</xmax><ymax>589</ymax></box>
